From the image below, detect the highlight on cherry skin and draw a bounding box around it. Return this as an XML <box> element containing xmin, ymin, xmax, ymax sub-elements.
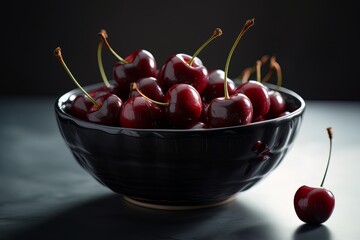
<box><xmin>293</xmin><ymin>127</ymin><xmax>335</xmax><ymax>225</ymax></box>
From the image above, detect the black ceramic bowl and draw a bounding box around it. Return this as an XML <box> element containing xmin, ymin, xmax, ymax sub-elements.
<box><xmin>55</xmin><ymin>82</ymin><xmax>305</xmax><ymax>210</ymax></box>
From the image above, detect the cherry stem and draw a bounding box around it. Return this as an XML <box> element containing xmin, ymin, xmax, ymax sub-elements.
<box><xmin>224</xmin><ymin>18</ymin><xmax>255</xmax><ymax>99</ymax></box>
<box><xmin>261</xmin><ymin>56</ymin><xmax>282</xmax><ymax>90</ymax></box>
<box><xmin>270</xmin><ymin>56</ymin><xmax>282</xmax><ymax>88</ymax></box>
<box><xmin>238</xmin><ymin>55</ymin><xmax>269</xmax><ymax>84</ymax></box>
<box><xmin>188</xmin><ymin>28</ymin><xmax>222</xmax><ymax>66</ymax></box>
<box><xmin>240</xmin><ymin>67</ymin><xmax>253</xmax><ymax>84</ymax></box>
<box><xmin>320</xmin><ymin>127</ymin><xmax>333</xmax><ymax>187</ymax></box>
<box><xmin>99</xmin><ymin>29</ymin><xmax>129</xmax><ymax>64</ymax></box>
<box><xmin>54</xmin><ymin>47</ymin><xmax>100</xmax><ymax>108</ymax></box>
<box><xmin>97</xmin><ymin>30</ymin><xmax>111</xmax><ymax>88</ymax></box>
<box><xmin>131</xmin><ymin>82</ymin><xmax>168</xmax><ymax>106</ymax></box>
<box><xmin>261</xmin><ymin>68</ymin><xmax>274</xmax><ymax>84</ymax></box>
<box><xmin>256</xmin><ymin>60</ymin><xmax>262</xmax><ymax>82</ymax></box>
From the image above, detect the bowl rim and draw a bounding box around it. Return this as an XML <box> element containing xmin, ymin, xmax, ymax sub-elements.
<box><xmin>55</xmin><ymin>81</ymin><xmax>305</xmax><ymax>133</ymax></box>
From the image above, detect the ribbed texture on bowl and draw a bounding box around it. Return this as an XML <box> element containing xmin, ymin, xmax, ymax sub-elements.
<box><xmin>55</xmin><ymin>82</ymin><xmax>305</xmax><ymax>206</ymax></box>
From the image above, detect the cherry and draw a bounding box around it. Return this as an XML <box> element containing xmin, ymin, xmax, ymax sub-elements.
<box><xmin>120</xmin><ymin>96</ymin><xmax>164</xmax><ymax>129</ymax></box>
<box><xmin>235</xmin><ymin>58</ymin><xmax>270</xmax><ymax>120</ymax></box>
<box><xmin>99</xmin><ymin>29</ymin><xmax>157</xmax><ymax>99</ymax></box>
<box><xmin>265</xmin><ymin>90</ymin><xmax>286</xmax><ymax>119</ymax></box>
<box><xmin>202</xmin><ymin>69</ymin><xmax>237</xmax><ymax>103</ymax></box>
<box><xmin>207</xmin><ymin>19</ymin><xmax>255</xmax><ymax>128</ymax></box>
<box><xmin>262</xmin><ymin>56</ymin><xmax>286</xmax><ymax>119</ymax></box>
<box><xmin>129</xmin><ymin>77</ymin><xmax>165</xmax><ymax>102</ymax></box>
<box><xmin>207</xmin><ymin>94</ymin><xmax>253</xmax><ymax>128</ymax></box>
<box><xmin>235</xmin><ymin>80</ymin><xmax>270</xmax><ymax>119</ymax></box>
<box><xmin>165</xmin><ymin>84</ymin><xmax>203</xmax><ymax>128</ymax></box>
<box><xmin>132</xmin><ymin>82</ymin><xmax>203</xmax><ymax>128</ymax></box>
<box><xmin>294</xmin><ymin>127</ymin><xmax>335</xmax><ymax>225</ymax></box>
<box><xmin>86</xmin><ymin>93</ymin><xmax>123</xmax><ymax>126</ymax></box>
<box><xmin>159</xmin><ymin>28</ymin><xmax>222</xmax><ymax>94</ymax></box>
<box><xmin>70</xmin><ymin>90</ymin><xmax>108</xmax><ymax>120</ymax></box>
<box><xmin>54</xmin><ymin>47</ymin><xmax>123</xmax><ymax>126</ymax></box>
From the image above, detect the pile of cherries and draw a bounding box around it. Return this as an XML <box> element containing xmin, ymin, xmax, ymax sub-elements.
<box><xmin>55</xmin><ymin>18</ymin><xmax>290</xmax><ymax>129</ymax></box>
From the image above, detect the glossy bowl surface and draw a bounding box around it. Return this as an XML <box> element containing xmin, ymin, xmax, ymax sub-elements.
<box><xmin>55</xmin><ymin>82</ymin><xmax>305</xmax><ymax>208</ymax></box>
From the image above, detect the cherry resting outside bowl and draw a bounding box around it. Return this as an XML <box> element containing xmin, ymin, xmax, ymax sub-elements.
<box><xmin>55</xmin><ymin>82</ymin><xmax>305</xmax><ymax>210</ymax></box>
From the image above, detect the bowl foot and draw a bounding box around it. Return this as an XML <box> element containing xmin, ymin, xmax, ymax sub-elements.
<box><xmin>123</xmin><ymin>195</ymin><xmax>237</xmax><ymax>210</ymax></box>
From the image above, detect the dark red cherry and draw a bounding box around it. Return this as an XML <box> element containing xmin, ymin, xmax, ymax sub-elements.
<box><xmin>131</xmin><ymin>82</ymin><xmax>202</xmax><ymax>128</ymax></box>
<box><xmin>264</xmin><ymin>90</ymin><xmax>286</xmax><ymax>119</ymax></box>
<box><xmin>98</xmin><ymin>30</ymin><xmax>157</xmax><ymax>99</ymax></box>
<box><xmin>70</xmin><ymin>95</ymin><xmax>93</xmax><ymax>120</ymax></box>
<box><xmin>70</xmin><ymin>90</ymin><xmax>108</xmax><ymax>120</ymax></box>
<box><xmin>207</xmin><ymin>93</ymin><xmax>253</xmax><ymax>128</ymax></box>
<box><xmin>202</xmin><ymin>69</ymin><xmax>236</xmax><ymax>103</ymax></box>
<box><xmin>120</xmin><ymin>96</ymin><xmax>164</xmax><ymax>129</ymax></box>
<box><xmin>294</xmin><ymin>185</ymin><xmax>335</xmax><ymax>225</ymax></box>
<box><xmin>129</xmin><ymin>77</ymin><xmax>165</xmax><ymax>102</ymax></box>
<box><xmin>294</xmin><ymin>127</ymin><xmax>335</xmax><ymax>225</ymax></box>
<box><xmin>235</xmin><ymin>80</ymin><xmax>270</xmax><ymax>119</ymax></box>
<box><xmin>86</xmin><ymin>93</ymin><xmax>123</xmax><ymax>126</ymax></box>
<box><xmin>159</xmin><ymin>53</ymin><xmax>208</xmax><ymax>94</ymax></box>
<box><xmin>165</xmin><ymin>83</ymin><xmax>203</xmax><ymax>128</ymax></box>
<box><xmin>159</xmin><ymin>28</ymin><xmax>222</xmax><ymax>94</ymax></box>
<box><xmin>113</xmin><ymin>49</ymin><xmax>157</xmax><ymax>99</ymax></box>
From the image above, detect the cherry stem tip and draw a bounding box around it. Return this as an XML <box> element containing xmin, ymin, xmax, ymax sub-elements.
<box><xmin>320</xmin><ymin>127</ymin><xmax>333</xmax><ymax>187</ymax></box>
<box><xmin>188</xmin><ymin>27</ymin><xmax>223</xmax><ymax>66</ymax></box>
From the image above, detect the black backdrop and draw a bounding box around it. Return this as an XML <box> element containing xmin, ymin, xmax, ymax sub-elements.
<box><xmin>4</xmin><ymin>0</ymin><xmax>360</xmax><ymax>100</ymax></box>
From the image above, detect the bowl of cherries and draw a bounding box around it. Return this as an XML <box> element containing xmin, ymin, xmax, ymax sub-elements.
<box><xmin>54</xmin><ymin>19</ymin><xmax>305</xmax><ymax>210</ymax></box>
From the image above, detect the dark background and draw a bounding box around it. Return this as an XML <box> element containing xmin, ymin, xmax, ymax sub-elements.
<box><xmin>4</xmin><ymin>0</ymin><xmax>360</xmax><ymax>100</ymax></box>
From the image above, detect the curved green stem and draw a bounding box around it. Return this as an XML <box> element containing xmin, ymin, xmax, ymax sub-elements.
<box><xmin>261</xmin><ymin>69</ymin><xmax>274</xmax><ymax>83</ymax></box>
<box><xmin>321</xmin><ymin>127</ymin><xmax>333</xmax><ymax>187</ymax></box>
<box><xmin>188</xmin><ymin>28</ymin><xmax>222</xmax><ymax>66</ymax></box>
<box><xmin>99</xmin><ymin>29</ymin><xmax>129</xmax><ymax>64</ymax></box>
<box><xmin>131</xmin><ymin>82</ymin><xmax>168</xmax><ymax>106</ymax></box>
<box><xmin>97</xmin><ymin>38</ymin><xmax>111</xmax><ymax>88</ymax></box>
<box><xmin>54</xmin><ymin>47</ymin><xmax>99</xmax><ymax>108</ymax></box>
<box><xmin>224</xmin><ymin>18</ymin><xmax>255</xmax><ymax>99</ymax></box>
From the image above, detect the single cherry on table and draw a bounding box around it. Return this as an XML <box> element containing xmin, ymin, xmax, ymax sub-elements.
<box><xmin>294</xmin><ymin>127</ymin><xmax>335</xmax><ymax>225</ymax></box>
